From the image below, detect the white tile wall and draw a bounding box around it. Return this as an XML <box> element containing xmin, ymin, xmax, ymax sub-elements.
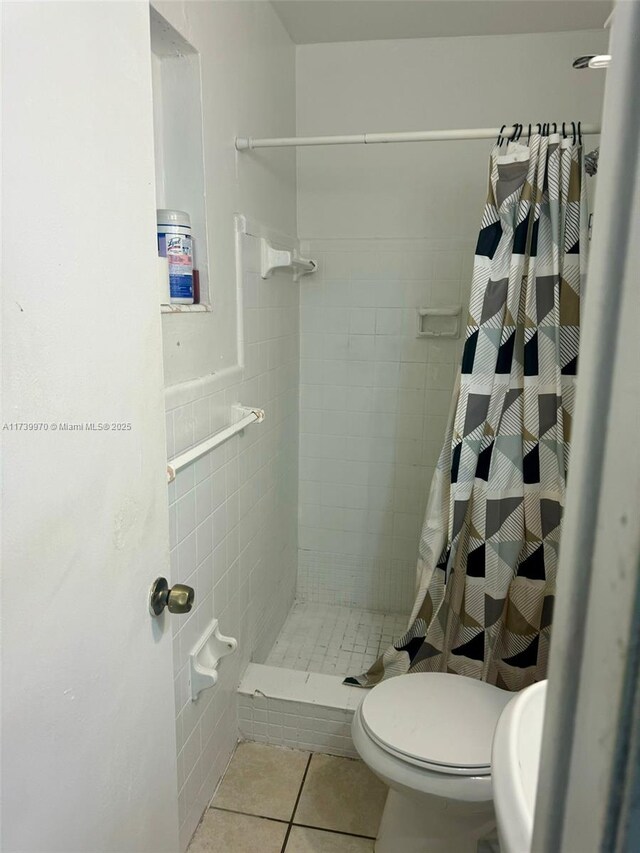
<box><xmin>237</xmin><ymin>663</ymin><xmax>366</xmax><ymax>758</ymax></box>
<box><xmin>298</xmin><ymin>237</ymin><xmax>473</xmax><ymax>613</ymax></box>
<box><xmin>238</xmin><ymin>693</ymin><xmax>358</xmax><ymax>759</ymax></box>
<box><xmin>166</xmin><ymin>232</ymin><xmax>299</xmax><ymax>850</ymax></box>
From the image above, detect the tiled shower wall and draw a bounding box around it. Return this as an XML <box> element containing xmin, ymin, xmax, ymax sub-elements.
<box><xmin>165</xmin><ymin>232</ymin><xmax>299</xmax><ymax>849</ymax></box>
<box><xmin>298</xmin><ymin>237</ymin><xmax>473</xmax><ymax>614</ymax></box>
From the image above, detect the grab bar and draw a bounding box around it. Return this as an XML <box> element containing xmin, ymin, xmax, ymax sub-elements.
<box><xmin>167</xmin><ymin>405</ymin><xmax>265</xmax><ymax>483</ymax></box>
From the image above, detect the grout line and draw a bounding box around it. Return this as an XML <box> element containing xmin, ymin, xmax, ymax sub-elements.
<box><xmin>210</xmin><ymin>805</ymin><xmax>289</xmax><ymax>824</ymax></box>
<box><xmin>208</xmin><ymin>754</ymin><xmax>380</xmax><ymax>850</ymax></box>
<box><xmin>280</xmin><ymin>753</ymin><xmax>313</xmax><ymax>853</ymax></box>
<box><xmin>207</xmin><ymin>742</ymin><xmax>238</xmax><ymax>810</ymax></box>
<box><xmin>290</xmin><ymin>821</ymin><xmax>377</xmax><ymax>841</ymax></box>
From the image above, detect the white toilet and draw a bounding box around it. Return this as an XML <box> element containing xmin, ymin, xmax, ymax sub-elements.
<box><xmin>351</xmin><ymin>672</ymin><xmax>513</xmax><ymax>853</ymax></box>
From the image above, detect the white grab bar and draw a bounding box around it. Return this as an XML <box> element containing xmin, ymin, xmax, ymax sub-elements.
<box><xmin>167</xmin><ymin>405</ymin><xmax>265</xmax><ymax>483</ymax></box>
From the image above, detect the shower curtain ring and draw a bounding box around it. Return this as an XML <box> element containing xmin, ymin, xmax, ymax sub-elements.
<box><xmin>553</xmin><ymin>122</ymin><xmax>557</xmax><ymax>134</ymax></box>
<box><xmin>578</xmin><ymin>121</ymin><xmax>582</xmax><ymax>144</ymax></box>
<box><xmin>572</xmin><ymin>121</ymin><xmax>577</xmax><ymax>143</ymax></box>
<box><xmin>497</xmin><ymin>124</ymin><xmax>506</xmax><ymax>146</ymax></box>
<box><xmin>516</xmin><ymin>124</ymin><xmax>524</xmax><ymax>141</ymax></box>
<box><xmin>562</xmin><ymin>122</ymin><xmax>566</xmax><ymax>138</ymax></box>
<box><xmin>527</xmin><ymin>124</ymin><xmax>532</xmax><ymax>143</ymax></box>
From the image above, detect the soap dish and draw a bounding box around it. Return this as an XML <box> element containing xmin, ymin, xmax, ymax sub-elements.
<box><xmin>189</xmin><ymin>619</ymin><xmax>237</xmax><ymax>701</ymax></box>
<box><xmin>416</xmin><ymin>306</ymin><xmax>461</xmax><ymax>338</ymax></box>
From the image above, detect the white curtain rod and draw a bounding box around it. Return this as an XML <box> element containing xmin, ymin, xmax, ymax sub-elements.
<box><xmin>235</xmin><ymin>124</ymin><xmax>601</xmax><ymax>151</ymax></box>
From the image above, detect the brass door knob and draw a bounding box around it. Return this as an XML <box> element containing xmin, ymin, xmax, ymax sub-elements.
<box><xmin>149</xmin><ymin>577</ymin><xmax>195</xmax><ymax>617</ymax></box>
<box><xmin>167</xmin><ymin>584</ymin><xmax>194</xmax><ymax>613</ymax></box>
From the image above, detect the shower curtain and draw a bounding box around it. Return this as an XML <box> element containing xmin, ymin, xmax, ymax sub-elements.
<box><xmin>346</xmin><ymin>130</ymin><xmax>586</xmax><ymax>691</ymax></box>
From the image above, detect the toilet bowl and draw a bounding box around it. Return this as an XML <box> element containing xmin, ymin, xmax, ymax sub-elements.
<box><xmin>351</xmin><ymin>672</ymin><xmax>512</xmax><ymax>853</ymax></box>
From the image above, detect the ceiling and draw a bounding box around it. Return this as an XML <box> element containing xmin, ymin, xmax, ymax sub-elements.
<box><xmin>271</xmin><ymin>0</ymin><xmax>612</xmax><ymax>44</ymax></box>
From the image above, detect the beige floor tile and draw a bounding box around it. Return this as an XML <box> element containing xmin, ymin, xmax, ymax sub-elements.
<box><xmin>187</xmin><ymin>809</ymin><xmax>287</xmax><ymax>853</ymax></box>
<box><xmin>213</xmin><ymin>741</ymin><xmax>309</xmax><ymax>821</ymax></box>
<box><xmin>294</xmin><ymin>754</ymin><xmax>387</xmax><ymax>837</ymax></box>
<box><xmin>286</xmin><ymin>826</ymin><xmax>375</xmax><ymax>852</ymax></box>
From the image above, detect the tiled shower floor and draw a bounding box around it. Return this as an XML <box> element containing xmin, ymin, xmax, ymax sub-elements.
<box><xmin>265</xmin><ymin>602</ymin><xmax>408</xmax><ymax>677</ymax></box>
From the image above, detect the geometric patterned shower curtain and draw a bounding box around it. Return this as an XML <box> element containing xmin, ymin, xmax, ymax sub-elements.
<box><xmin>346</xmin><ymin>128</ymin><xmax>587</xmax><ymax>691</ymax></box>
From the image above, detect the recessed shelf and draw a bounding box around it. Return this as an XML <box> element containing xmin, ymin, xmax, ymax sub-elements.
<box><xmin>416</xmin><ymin>306</ymin><xmax>461</xmax><ymax>338</ymax></box>
<box><xmin>151</xmin><ymin>8</ymin><xmax>210</xmax><ymax>309</ymax></box>
<box><xmin>161</xmin><ymin>303</ymin><xmax>211</xmax><ymax>314</ymax></box>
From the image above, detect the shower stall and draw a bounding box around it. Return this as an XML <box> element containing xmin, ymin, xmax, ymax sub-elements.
<box><xmin>236</xmin><ymin>223</ymin><xmax>474</xmax><ymax>754</ymax></box>
<box><xmin>235</xmin><ymin>135</ymin><xmax>598</xmax><ymax>758</ymax></box>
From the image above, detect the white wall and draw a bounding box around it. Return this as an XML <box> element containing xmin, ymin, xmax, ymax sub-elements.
<box><xmin>296</xmin><ymin>29</ymin><xmax>607</xmax><ymax>611</ymax></box>
<box><xmin>2</xmin><ymin>3</ymin><xmax>179</xmax><ymax>851</ymax></box>
<box><xmin>155</xmin><ymin>0</ymin><xmax>297</xmax><ymax>385</ymax></box>
<box><xmin>150</xmin><ymin>4</ymin><xmax>298</xmax><ymax>848</ymax></box>
<box><xmin>297</xmin><ymin>30</ymin><xmax>608</xmax><ymax>239</ymax></box>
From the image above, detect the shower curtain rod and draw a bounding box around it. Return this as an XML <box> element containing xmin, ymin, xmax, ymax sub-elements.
<box><xmin>235</xmin><ymin>123</ymin><xmax>601</xmax><ymax>150</ymax></box>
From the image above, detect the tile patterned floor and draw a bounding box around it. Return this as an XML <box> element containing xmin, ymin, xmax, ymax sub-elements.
<box><xmin>265</xmin><ymin>602</ymin><xmax>408</xmax><ymax>677</ymax></box>
<box><xmin>187</xmin><ymin>742</ymin><xmax>387</xmax><ymax>853</ymax></box>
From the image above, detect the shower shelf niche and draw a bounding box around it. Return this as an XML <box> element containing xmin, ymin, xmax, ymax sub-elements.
<box><xmin>151</xmin><ymin>7</ymin><xmax>211</xmax><ymax>310</ymax></box>
<box><xmin>416</xmin><ymin>306</ymin><xmax>461</xmax><ymax>338</ymax></box>
<box><xmin>189</xmin><ymin>619</ymin><xmax>237</xmax><ymax>701</ymax></box>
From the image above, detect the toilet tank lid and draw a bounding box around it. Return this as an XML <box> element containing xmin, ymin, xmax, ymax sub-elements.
<box><xmin>360</xmin><ymin>673</ymin><xmax>513</xmax><ymax>770</ymax></box>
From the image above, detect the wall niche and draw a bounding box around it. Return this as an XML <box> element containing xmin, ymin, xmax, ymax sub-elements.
<box><xmin>150</xmin><ymin>8</ymin><xmax>210</xmax><ymax>310</ymax></box>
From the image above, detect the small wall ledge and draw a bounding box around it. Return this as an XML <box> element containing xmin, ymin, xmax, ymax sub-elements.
<box><xmin>161</xmin><ymin>303</ymin><xmax>211</xmax><ymax>314</ymax></box>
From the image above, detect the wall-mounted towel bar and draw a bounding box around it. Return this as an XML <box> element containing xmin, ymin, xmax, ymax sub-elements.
<box><xmin>167</xmin><ymin>405</ymin><xmax>265</xmax><ymax>483</ymax></box>
<box><xmin>260</xmin><ymin>236</ymin><xmax>317</xmax><ymax>281</ymax></box>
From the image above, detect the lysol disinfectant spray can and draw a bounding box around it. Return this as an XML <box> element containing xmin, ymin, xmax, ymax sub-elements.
<box><xmin>157</xmin><ymin>209</ymin><xmax>194</xmax><ymax>304</ymax></box>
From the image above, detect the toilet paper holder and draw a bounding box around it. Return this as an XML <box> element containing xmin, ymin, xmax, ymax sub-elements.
<box><xmin>189</xmin><ymin>619</ymin><xmax>238</xmax><ymax>701</ymax></box>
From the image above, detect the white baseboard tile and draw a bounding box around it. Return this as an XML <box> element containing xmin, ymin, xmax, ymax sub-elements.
<box><xmin>237</xmin><ymin>663</ymin><xmax>365</xmax><ymax>758</ymax></box>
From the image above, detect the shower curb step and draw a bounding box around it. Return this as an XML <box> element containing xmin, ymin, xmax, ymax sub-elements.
<box><xmin>237</xmin><ymin>663</ymin><xmax>364</xmax><ymax>758</ymax></box>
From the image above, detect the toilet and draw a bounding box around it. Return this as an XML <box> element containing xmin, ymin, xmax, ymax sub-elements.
<box><xmin>351</xmin><ymin>672</ymin><xmax>513</xmax><ymax>853</ymax></box>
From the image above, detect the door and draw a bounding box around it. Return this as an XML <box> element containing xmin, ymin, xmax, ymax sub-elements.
<box><xmin>1</xmin><ymin>3</ymin><xmax>179</xmax><ymax>851</ymax></box>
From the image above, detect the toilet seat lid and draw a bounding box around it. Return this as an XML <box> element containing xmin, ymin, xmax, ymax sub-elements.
<box><xmin>360</xmin><ymin>673</ymin><xmax>512</xmax><ymax>773</ymax></box>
